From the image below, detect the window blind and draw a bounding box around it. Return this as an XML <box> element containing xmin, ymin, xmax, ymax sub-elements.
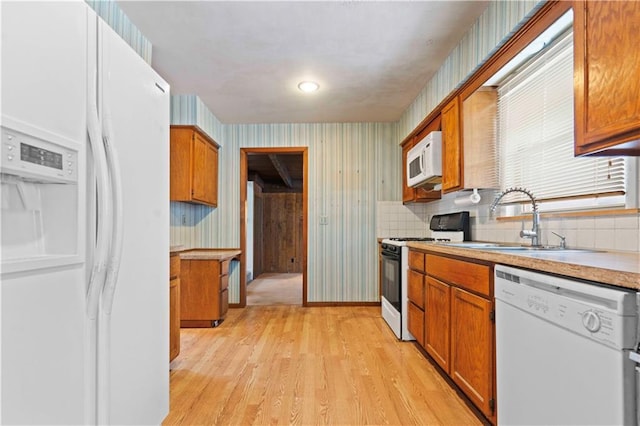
<box><xmin>497</xmin><ymin>31</ymin><xmax>626</xmax><ymax>207</ymax></box>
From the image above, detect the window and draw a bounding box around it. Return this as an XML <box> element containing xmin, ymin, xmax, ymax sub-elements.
<box><xmin>496</xmin><ymin>29</ymin><xmax>629</xmax><ymax>212</ymax></box>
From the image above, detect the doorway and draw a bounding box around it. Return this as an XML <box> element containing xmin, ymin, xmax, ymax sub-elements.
<box><xmin>240</xmin><ymin>147</ymin><xmax>308</xmax><ymax>307</ymax></box>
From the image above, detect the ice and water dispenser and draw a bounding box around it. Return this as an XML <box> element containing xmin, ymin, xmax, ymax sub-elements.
<box><xmin>1</xmin><ymin>126</ymin><xmax>83</xmax><ymax>273</ymax></box>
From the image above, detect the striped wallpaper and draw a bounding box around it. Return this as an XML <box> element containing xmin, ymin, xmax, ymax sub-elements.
<box><xmin>399</xmin><ymin>0</ymin><xmax>542</xmax><ymax>139</ymax></box>
<box><xmin>107</xmin><ymin>0</ymin><xmax>549</xmax><ymax>302</ymax></box>
<box><xmin>85</xmin><ymin>0</ymin><xmax>152</xmax><ymax>64</ymax></box>
<box><xmin>170</xmin><ymin>97</ymin><xmax>400</xmax><ymax>303</ymax></box>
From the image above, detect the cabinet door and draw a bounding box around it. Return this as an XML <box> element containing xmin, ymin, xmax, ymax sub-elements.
<box><xmin>574</xmin><ymin>1</ymin><xmax>640</xmax><ymax>156</ymax></box>
<box><xmin>425</xmin><ymin>276</ymin><xmax>450</xmax><ymax>373</ymax></box>
<box><xmin>210</xmin><ymin>146</ymin><xmax>218</xmax><ymax>206</ymax></box>
<box><xmin>407</xmin><ymin>302</ymin><xmax>425</xmax><ymax>347</ymax></box>
<box><xmin>192</xmin><ymin>133</ymin><xmax>217</xmax><ymax>205</ymax></box>
<box><xmin>180</xmin><ymin>259</ymin><xmax>221</xmax><ymax>320</ymax></box>
<box><xmin>169</xmin><ymin>128</ymin><xmax>193</xmax><ymax>201</ymax></box>
<box><xmin>441</xmin><ymin>97</ymin><xmax>462</xmax><ymax>193</ymax></box>
<box><xmin>450</xmin><ymin>287</ymin><xmax>494</xmax><ymax>418</ymax></box>
<box><xmin>169</xmin><ymin>277</ymin><xmax>180</xmax><ymax>361</ymax></box>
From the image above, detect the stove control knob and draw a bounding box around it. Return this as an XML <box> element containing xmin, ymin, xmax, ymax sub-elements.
<box><xmin>582</xmin><ymin>310</ymin><xmax>601</xmax><ymax>333</ymax></box>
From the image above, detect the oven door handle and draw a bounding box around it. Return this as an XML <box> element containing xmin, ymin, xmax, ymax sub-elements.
<box><xmin>381</xmin><ymin>253</ymin><xmax>400</xmax><ymax>261</ymax></box>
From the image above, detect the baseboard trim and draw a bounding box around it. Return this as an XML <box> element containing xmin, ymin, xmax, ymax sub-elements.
<box><xmin>304</xmin><ymin>301</ymin><xmax>381</xmax><ymax>307</ymax></box>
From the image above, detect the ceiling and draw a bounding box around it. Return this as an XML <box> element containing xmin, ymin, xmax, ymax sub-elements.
<box><xmin>247</xmin><ymin>153</ymin><xmax>304</xmax><ymax>192</ymax></box>
<box><xmin>117</xmin><ymin>1</ymin><xmax>490</xmax><ymax>124</ymax></box>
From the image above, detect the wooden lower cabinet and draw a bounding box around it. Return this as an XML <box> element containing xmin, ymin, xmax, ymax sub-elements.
<box><xmin>408</xmin><ymin>249</ymin><xmax>496</xmax><ymax>423</ymax></box>
<box><xmin>451</xmin><ymin>287</ymin><xmax>494</xmax><ymax>418</ymax></box>
<box><xmin>425</xmin><ymin>276</ymin><xmax>451</xmax><ymax>373</ymax></box>
<box><xmin>407</xmin><ymin>251</ymin><xmax>426</xmax><ymax>345</ymax></box>
<box><xmin>169</xmin><ymin>253</ymin><xmax>180</xmax><ymax>362</ymax></box>
<box><xmin>180</xmin><ymin>258</ymin><xmax>229</xmax><ymax>327</ymax></box>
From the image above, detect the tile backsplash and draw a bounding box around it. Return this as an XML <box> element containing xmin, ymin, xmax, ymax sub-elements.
<box><xmin>376</xmin><ymin>201</ymin><xmax>430</xmax><ymax>238</ymax></box>
<box><xmin>377</xmin><ymin>196</ymin><xmax>640</xmax><ymax>253</ymax></box>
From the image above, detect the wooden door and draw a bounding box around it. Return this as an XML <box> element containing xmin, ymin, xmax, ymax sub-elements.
<box><xmin>253</xmin><ymin>185</ymin><xmax>264</xmax><ymax>277</ymax></box>
<box><xmin>441</xmin><ymin>97</ymin><xmax>462</xmax><ymax>193</ymax></box>
<box><xmin>574</xmin><ymin>1</ymin><xmax>640</xmax><ymax>156</ymax></box>
<box><xmin>450</xmin><ymin>287</ymin><xmax>494</xmax><ymax>418</ymax></box>
<box><xmin>425</xmin><ymin>276</ymin><xmax>451</xmax><ymax>373</ymax></box>
<box><xmin>262</xmin><ymin>193</ymin><xmax>303</xmax><ymax>272</ymax></box>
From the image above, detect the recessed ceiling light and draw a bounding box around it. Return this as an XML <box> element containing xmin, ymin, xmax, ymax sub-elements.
<box><xmin>298</xmin><ymin>81</ymin><xmax>319</xmax><ymax>93</ymax></box>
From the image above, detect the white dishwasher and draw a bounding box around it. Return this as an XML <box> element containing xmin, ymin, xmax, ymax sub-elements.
<box><xmin>495</xmin><ymin>265</ymin><xmax>639</xmax><ymax>426</ymax></box>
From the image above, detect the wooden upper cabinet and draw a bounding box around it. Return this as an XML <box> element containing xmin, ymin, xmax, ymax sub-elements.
<box><xmin>441</xmin><ymin>97</ymin><xmax>462</xmax><ymax>193</ymax></box>
<box><xmin>462</xmin><ymin>88</ymin><xmax>498</xmax><ymax>189</ymax></box>
<box><xmin>574</xmin><ymin>1</ymin><xmax>640</xmax><ymax>156</ymax></box>
<box><xmin>170</xmin><ymin>125</ymin><xmax>220</xmax><ymax>207</ymax></box>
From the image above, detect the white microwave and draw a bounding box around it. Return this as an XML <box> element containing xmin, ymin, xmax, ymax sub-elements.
<box><xmin>407</xmin><ymin>131</ymin><xmax>442</xmax><ymax>188</ymax></box>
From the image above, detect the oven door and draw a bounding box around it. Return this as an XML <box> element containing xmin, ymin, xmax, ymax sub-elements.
<box><xmin>381</xmin><ymin>251</ymin><xmax>402</xmax><ymax>339</ymax></box>
<box><xmin>381</xmin><ymin>252</ymin><xmax>401</xmax><ymax>313</ymax></box>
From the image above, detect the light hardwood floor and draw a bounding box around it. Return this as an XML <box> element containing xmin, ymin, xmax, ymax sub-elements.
<box><xmin>166</xmin><ymin>305</ymin><xmax>481</xmax><ymax>425</ymax></box>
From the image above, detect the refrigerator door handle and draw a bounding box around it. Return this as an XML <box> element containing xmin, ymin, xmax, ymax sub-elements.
<box><xmin>101</xmin><ymin>106</ymin><xmax>124</xmax><ymax>315</ymax></box>
<box><xmin>86</xmin><ymin>68</ymin><xmax>112</xmax><ymax>320</ymax></box>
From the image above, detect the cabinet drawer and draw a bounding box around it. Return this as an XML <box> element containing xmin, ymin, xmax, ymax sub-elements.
<box><xmin>426</xmin><ymin>254</ymin><xmax>490</xmax><ymax>297</ymax></box>
<box><xmin>220</xmin><ymin>260</ymin><xmax>229</xmax><ymax>276</ymax></box>
<box><xmin>407</xmin><ymin>269</ymin><xmax>424</xmax><ymax>309</ymax></box>
<box><xmin>408</xmin><ymin>302</ymin><xmax>425</xmax><ymax>347</ymax></box>
<box><xmin>220</xmin><ymin>288</ymin><xmax>229</xmax><ymax>318</ymax></box>
<box><xmin>408</xmin><ymin>250</ymin><xmax>425</xmax><ymax>272</ymax></box>
<box><xmin>170</xmin><ymin>254</ymin><xmax>180</xmax><ymax>279</ymax></box>
<box><xmin>220</xmin><ymin>274</ymin><xmax>229</xmax><ymax>291</ymax></box>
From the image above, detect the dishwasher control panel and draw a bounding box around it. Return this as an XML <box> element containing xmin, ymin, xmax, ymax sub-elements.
<box><xmin>495</xmin><ymin>265</ymin><xmax>638</xmax><ymax>350</ymax></box>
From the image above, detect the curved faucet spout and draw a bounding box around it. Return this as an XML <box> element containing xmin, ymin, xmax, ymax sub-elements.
<box><xmin>490</xmin><ymin>187</ymin><xmax>541</xmax><ymax>247</ymax></box>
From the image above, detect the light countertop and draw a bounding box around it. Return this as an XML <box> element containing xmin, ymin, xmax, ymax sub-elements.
<box><xmin>406</xmin><ymin>242</ymin><xmax>640</xmax><ymax>291</ymax></box>
<box><xmin>178</xmin><ymin>249</ymin><xmax>241</xmax><ymax>261</ymax></box>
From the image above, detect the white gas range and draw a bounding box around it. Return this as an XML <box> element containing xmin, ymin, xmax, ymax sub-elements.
<box><xmin>380</xmin><ymin>212</ymin><xmax>470</xmax><ymax>341</ymax></box>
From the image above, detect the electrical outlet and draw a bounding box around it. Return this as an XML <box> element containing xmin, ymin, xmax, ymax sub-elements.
<box><xmin>181</xmin><ymin>214</ymin><xmax>186</xmax><ymax>225</ymax></box>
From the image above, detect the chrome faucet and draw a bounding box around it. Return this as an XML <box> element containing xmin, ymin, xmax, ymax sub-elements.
<box><xmin>490</xmin><ymin>187</ymin><xmax>541</xmax><ymax>247</ymax></box>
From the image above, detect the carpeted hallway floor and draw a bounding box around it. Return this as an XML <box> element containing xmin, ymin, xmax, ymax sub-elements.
<box><xmin>246</xmin><ymin>273</ymin><xmax>302</xmax><ymax>305</ymax></box>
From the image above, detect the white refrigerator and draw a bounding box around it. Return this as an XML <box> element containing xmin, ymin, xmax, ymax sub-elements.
<box><xmin>1</xmin><ymin>2</ymin><xmax>170</xmax><ymax>424</ymax></box>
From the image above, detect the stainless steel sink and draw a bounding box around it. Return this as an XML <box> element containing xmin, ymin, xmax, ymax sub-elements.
<box><xmin>439</xmin><ymin>242</ymin><xmax>597</xmax><ymax>253</ymax></box>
